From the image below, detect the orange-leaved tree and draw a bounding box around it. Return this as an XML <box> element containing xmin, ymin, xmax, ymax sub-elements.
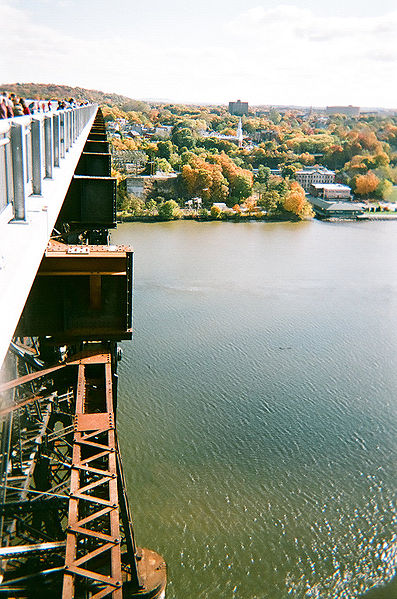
<box><xmin>283</xmin><ymin>181</ymin><xmax>314</xmax><ymax>219</ymax></box>
<box><xmin>181</xmin><ymin>156</ymin><xmax>229</xmax><ymax>204</ymax></box>
<box><xmin>354</xmin><ymin>172</ymin><xmax>380</xmax><ymax>197</ymax></box>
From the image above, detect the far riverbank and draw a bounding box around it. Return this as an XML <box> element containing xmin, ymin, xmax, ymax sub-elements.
<box><xmin>118</xmin><ymin>212</ymin><xmax>304</xmax><ymax>224</ymax></box>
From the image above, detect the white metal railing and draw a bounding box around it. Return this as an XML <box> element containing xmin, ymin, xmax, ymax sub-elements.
<box><xmin>0</xmin><ymin>104</ymin><xmax>98</xmax><ymax>221</ymax></box>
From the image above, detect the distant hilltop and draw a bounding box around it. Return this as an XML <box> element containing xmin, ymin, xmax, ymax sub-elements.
<box><xmin>0</xmin><ymin>82</ymin><xmax>139</xmax><ymax>107</ymax></box>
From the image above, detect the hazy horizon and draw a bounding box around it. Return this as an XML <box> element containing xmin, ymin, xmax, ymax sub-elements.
<box><xmin>2</xmin><ymin>0</ymin><xmax>397</xmax><ymax>109</ymax></box>
<box><xmin>2</xmin><ymin>82</ymin><xmax>395</xmax><ymax>112</ymax></box>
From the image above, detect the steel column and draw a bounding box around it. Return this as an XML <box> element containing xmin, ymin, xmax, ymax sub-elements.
<box><xmin>10</xmin><ymin>122</ymin><xmax>26</xmax><ymax>222</ymax></box>
<box><xmin>31</xmin><ymin>119</ymin><xmax>43</xmax><ymax>195</ymax></box>
<box><xmin>44</xmin><ymin>116</ymin><xmax>53</xmax><ymax>179</ymax></box>
<box><xmin>53</xmin><ymin>113</ymin><xmax>60</xmax><ymax>167</ymax></box>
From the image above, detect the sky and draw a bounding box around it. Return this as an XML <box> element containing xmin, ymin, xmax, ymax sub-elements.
<box><xmin>2</xmin><ymin>0</ymin><xmax>397</xmax><ymax>108</ymax></box>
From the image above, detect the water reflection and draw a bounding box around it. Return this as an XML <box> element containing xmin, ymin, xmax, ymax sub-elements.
<box><xmin>112</xmin><ymin>221</ymin><xmax>397</xmax><ymax>599</ymax></box>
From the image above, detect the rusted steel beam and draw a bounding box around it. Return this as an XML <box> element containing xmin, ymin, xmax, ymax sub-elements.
<box><xmin>0</xmin><ymin>363</ymin><xmax>66</xmax><ymax>393</ymax></box>
<box><xmin>0</xmin><ymin>394</ymin><xmax>45</xmax><ymax>417</ymax></box>
<box><xmin>0</xmin><ymin>541</ymin><xmax>66</xmax><ymax>557</ymax></box>
<box><xmin>116</xmin><ymin>444</ymin><xmax>141</xmax><ymax>589</ymax></box>
<box><xmin>0</xmin><ymin>348</ymin><xmax>112</xmax><ymax>393</ymax></box>
<box><xmin>62</xmin><ymin>357</ymin><xmax>123</xmax><ymax>599</ymax></box>
<box><xmin>0</xmin><ymin>566</ymin><xmax>64</xmax><ymax>585</ymax></box>
<box><xmin>1</xmin><ymin>346</ymin><xmax>165</xmax><ymax>598</ymax></box>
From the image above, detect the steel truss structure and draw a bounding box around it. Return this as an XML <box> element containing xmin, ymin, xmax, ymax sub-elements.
<box><xmin>0</xmin><ymin>343</ymin><xmax>166</xmax><ymax>598</ymax></box>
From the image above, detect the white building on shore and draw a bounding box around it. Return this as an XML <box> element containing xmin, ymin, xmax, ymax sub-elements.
<box><xmin>295</xmin><ymin>166</ymin><xmax>335</xmax><ymax>191</ymax></box>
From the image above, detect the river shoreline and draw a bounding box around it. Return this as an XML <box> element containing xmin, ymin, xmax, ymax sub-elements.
<box><xmin>118</xmin><ymin>213</ymin><xmax>303</xmax><ymax>224</ymax></box>
<box><xmin>118</xmin><ymin>213</ymin><xmax>397</xmax><ymax>224</ymax></box>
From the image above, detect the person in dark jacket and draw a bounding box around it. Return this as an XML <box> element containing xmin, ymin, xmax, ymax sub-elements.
<box><xmin>2</xmin><ymin>93</ymin><xmax>14</xmax><ymax>118</ymax></box>
<box><xmin>20</xmin><ymin>99</ymin><xmax>30</xmax><ymax>115</ymax></box>
<box><xmin>0</xmin><ymin>96</ymin><xmax>7</xmax><ymax>119</ymax></box>
<box><xmin>13</xmin><ymin>100</ymin><xmax>24</xmax><ymax>116</ymax></box>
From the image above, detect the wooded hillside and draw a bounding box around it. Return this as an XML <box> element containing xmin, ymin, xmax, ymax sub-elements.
<box><xmin>0</xmin><ymin>83</ymin><xmax>136</xmax><ymax>106</ymax></box>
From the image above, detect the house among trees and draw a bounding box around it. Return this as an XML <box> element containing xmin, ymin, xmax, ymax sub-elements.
<box><xmin>126</xmin><ymin>173</ymin><xmax>179</xmax><ymax>199</ymax></box>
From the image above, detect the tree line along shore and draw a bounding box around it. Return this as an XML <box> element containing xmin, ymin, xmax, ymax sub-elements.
<box><xmin>105</xmin><ymin>100</ymin><xmax>396</xmax><ymax>222</ymax></box>
<box><xmin>5</xmin><ymin>84</ymin><xmax>396</xmax><ymax>222</ymax></box>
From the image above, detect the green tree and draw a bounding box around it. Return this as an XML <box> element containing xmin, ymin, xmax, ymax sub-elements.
<box><xmin>158</xmin><ymin>200</ymin><xmax>182</xmax><ymax>220</ymax></box>
<box><xmin>121</xmin><ymin>195</ymin><xmax>144</xmax><ymax>215</ymax></box>
<box><xmin>269</xmin><ymin>109</ymin><xmax>281</xmax><ymax>124</ymax></box>
<box><xmin>157</xmin><ymin>141</ymin><xmax>173</xmax><ymax>160</ymax></box>
<box><xmin>146</xmin><ymin>199</ymin><xmax>158</xmax><ymax>216</ymax></box>
<box><xmin>198</xmin><ymin>208</ymin><xmax>210</xmax><ymax>219</ymax></box>
<box><xmin>171</xmin><ymin>127</ymin><xmax>196</xmax><ymax>150</ymax></box>
<box><xmin>375</xmin><ymin>179</ymin><xmax>393</xmax><ymax>200</ymax></box>
<box><xmin>230</xmin><ymin>173</ymin><xmax>253</xmax><ymax>201</ymax></box>
<box><xmin>256</xmin><ymin>165</ymin><xmax>271</xmax><ymax>184</ymax></box>
<box><xmin>281</xmin><ymin>164</ymin><xmax>297</xmax><ymax>179</ymax></box>
<box><xmin>155</xmin><ymin>158</ymin><xmax>173</xmax><ymax>173</ymax></box>
<box><xmin>210</xmin><ymin>205</ymin><xmax>222</xmax><ymax>219</ymax></box>
<box><xmin>257</xmin><ymin>190</ymin><xmax>280</xmax><ymax>214</ymax></box>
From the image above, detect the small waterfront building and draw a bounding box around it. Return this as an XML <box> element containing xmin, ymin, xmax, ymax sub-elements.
<box><xmin>185</xmin><ymin>197</ymin><xmax>202</xmax><ymax>211</ymax></box>
<box><xmin>212</xmin><ymin>202</ymin><xmax>234</xmax><ymax>213</ymax></box>
<box><xmin>310</xmin><ymin>183</ymin><xmax>352</xmax><ymax>200</ymax></box>
<box><xmin>309</xmin><ymin>197</ymin><xmax>365</xmax><ymax>219</ymax></box>
<box><xmin>212</xmin><ymin>202</ymin><xmax>228</xmax><ymax>211</ymax></box>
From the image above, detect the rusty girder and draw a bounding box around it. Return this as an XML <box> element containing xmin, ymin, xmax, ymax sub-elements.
<box><xmin>62</xmin><ymin>353</ymin><xmax>123</xmax><ymax>599</ymax></box>
<box><xmin>1</xmin><ymin>345</ymin><xmax>166</xmax><ymax>598</ymax></box>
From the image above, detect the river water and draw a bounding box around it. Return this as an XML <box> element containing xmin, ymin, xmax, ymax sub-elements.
<box><xmin>111</xmin><ymin>220</ymin><xmax>397</xmax><ymax>599</ymax></box>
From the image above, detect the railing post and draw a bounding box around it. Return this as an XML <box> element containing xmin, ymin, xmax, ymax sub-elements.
<box><xmin>65</xmin><ymin>111</ymin><xmax>70</xmax><ymax>151</ymax></box>
<box><xmin>10</xmin><ymin>122</ymin><xmax>27</xmax><ymax>222</ymax></box>
<box><xmin>31</xmin><ymin>119</ymin><xmax>42</xmax><ymax>195</ymax></box>
<box><xmin>69</xmin><ymin>111</ymin><xmax>73</xmax><ymax>146</ymax></box>
<box><xmin>3</xmin><ymin>105</ymin><xmax>97</xmax><ymax>219</ymax></box>
<box><xmin>44</xmin><ymin>116</ymin><xmax>53</xmax><ymax>179</ymax></box>
<box><xmin>60</xmin><ymin>113</ymin><xmax>65</xmax><ymax>159</ymax></box>
<box><xmin>53</xmin><ymin>114</ymin><xmax>60</xmax><ymax>167</ymax></box>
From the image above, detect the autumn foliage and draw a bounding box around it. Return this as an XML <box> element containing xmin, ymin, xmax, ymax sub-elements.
<box><xmin>181</xmin><ymin>152</ymin><xmax>253</xmax><ymax>205</ymax></box>
<box><xmin>354</xmin><ymin>172</ymin><xmax>380</xmax><ymax>196</ymax></box>
<box><xmin>283</xmin><ymin>182</ymin><xmax>314</xmax><ymax>218</ymax></box>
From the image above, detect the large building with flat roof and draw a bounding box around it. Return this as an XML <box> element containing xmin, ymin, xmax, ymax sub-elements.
<box><xmin>326</xmin><ymin>105</ymin><xmax>360</xmax><ymax>116</ymax></box>
<box><xmin>310</xmin><ymin>183</ymin><xmax>352</xmax><ymax>200</ymax></box>
<box><xmin>229</xmin><ymin>99</ymin><xmax>249</xmax><ymax>116</ymax></box>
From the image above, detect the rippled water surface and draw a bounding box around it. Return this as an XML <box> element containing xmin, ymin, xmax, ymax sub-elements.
<box><xmin>111</xmin><ymin>221</ymin><xmax>397</xmax><ymax>599</ymax></box>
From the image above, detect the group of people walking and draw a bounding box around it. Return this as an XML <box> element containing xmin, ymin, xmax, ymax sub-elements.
<box><xmin>0</xmin><ymin>93</ymin><xmax>89</xmax><ymax>120</ymax></box>
<box><xmin>0</xmin><ymin>93</ymin><xmax>32</xmax><ymax>119</ymax></box>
